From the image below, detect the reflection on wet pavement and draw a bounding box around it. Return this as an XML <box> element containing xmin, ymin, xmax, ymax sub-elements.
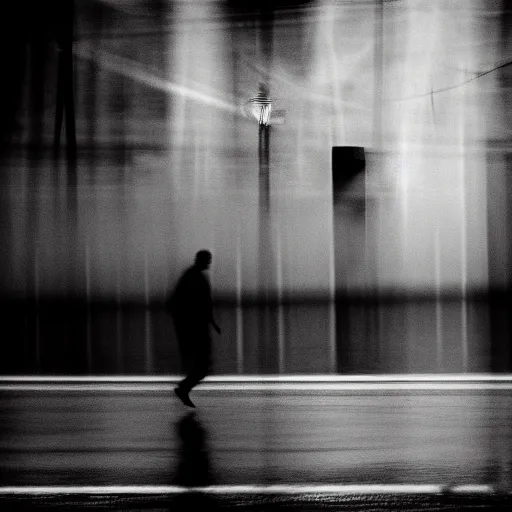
<box><xmin>1</xmin><ymin>388</ymin><xmax>512</xmax><ymax>488</ymax></box>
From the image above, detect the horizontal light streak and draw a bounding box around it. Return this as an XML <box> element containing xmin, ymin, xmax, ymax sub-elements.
<box><xmin>1</xmin><ymin>376</ymin><xmax>512</xmax><ymax>392</ymax></box>
<box><xmin>74</xmin><ymin>42</ymin><xmax>240</xmax><ymax>115</ymax></box>
<box><xmin>0</xmin><ymin>484</ymin><xmax>497</xmax><ymax>495</ymax></box>
<box><xmin>2</xmin><ymin>374</ymin><xmax>512</xmax><ymax>382</ymax></box>
<box><xmin>1</xmin><ymin>375</ymin><xmax>512</xmax><ymax>392</ymax></box>
<box><xmin>2</xmin><ymin>384</ymin><xmax>512</xmax><ymax>392</ymax></box>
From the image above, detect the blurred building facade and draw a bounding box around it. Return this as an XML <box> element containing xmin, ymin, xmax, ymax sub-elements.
<box><xmin>1</xmin><ymin>0</ymin><xmax>511</xmax><ymax>302</ymax></box>
<box><xmin>0</xmin><ymin>1</ymin><xmax>510</xmax><ymax>374</ymax></box>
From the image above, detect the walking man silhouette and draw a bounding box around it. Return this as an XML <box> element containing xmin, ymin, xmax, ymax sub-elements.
<box><xmin>167</xmin><ymin>250</ymin><xmax>221</xmax><ymax>408</ymax></box>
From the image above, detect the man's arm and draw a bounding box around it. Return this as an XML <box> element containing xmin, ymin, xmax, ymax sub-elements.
<box><xmin>205</xmin><ymin>278</ymin><xmax>221</xmax><ymax>334</ymax></box>
<box><xmin>208</xmin><ymin>299</ymin><xmax>221</xmax><ymax>334</ymax></box>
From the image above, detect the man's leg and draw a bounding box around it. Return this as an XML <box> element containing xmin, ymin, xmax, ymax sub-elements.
<box><xmin>174</xmin><ymin>324</ymin><xmax>197</xmax><ymax>407</ymax></box>
<box><xmin>179</xmin><ymin>349</ymin><xmax>210</xmax><ymax>393</ymax></box>
<box><xmin>175</xmin><ymin>337</ymin><xmax>211</xmax><ymax>407</ymax></box>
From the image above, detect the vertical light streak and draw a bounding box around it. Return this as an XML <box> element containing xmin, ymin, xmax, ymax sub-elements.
<box><xmin>144</xmin><ymin>249</ymin><xmax>150</xmax><ymax>307</ymax></box>
<box><xmin>461</xmin><ymin>295</ymin><xmax>469</xmax><ymax>372</ymax></box>
<box><xmin>116</xmin><ymin>259</ymin><xmax>122</xmax><ymax>307</ymax></box>
<box><xmin>144</xmin><ymin>249</ymin><xmax>152</xmax><ymax>373</ymax></box>
<box><xmin>432</xmin><ymin>2</ymin><xmax>444</xmax><ymax>371</ymax></box>
<box><xmin>295</xmin><ymin>93</ymin><xmax>305</xmax><ymax>182</ymax></box>
<box><xmin>367</xmin><ymin>0</ymin><xmax>384</xmax><ymax>295</ymax></box>
<box><xmin>236</xmin><ymin>225</ymin><xmax>244</xmax><ymax>374</ymax></box>
<box><xmin>395</xmin><ymin>0</ymin><xmax>414</xmax><ymax>279</ymax></box>
<box><xmin>325</xmin><ymin>3</ymin><xmax>345</xmax><ymax>144</ymax></box>
<box><xmin>316</xmin><ymin>1</ymin><xmax>339</xmax><ymax>371</ymax></box>
<box><xmin>364</xmin><ymin>154</ymin><xmax>371</xmax><ymax>293</ymax></box>
<box><xmin>328</xmin><ymin>296</ymin><xmax>337</xmax><ymax>374</ymax></box>
<box><xmin>459</xmin><ymin>94</ymin><xmax>469</xmax><ymax>372</ymax></box>
<box><xmin>34</xmin><ymin>247</ymin><xmax>40</xmax><ymax>372</ymax></box>
<box><xmin>193</xmin><ymin>132</ymin><xmax>201</xmax><ymax>202</ymax></box>
<box><xmin>116</xmin><ymin>251</ymin><xmax>123</xmax><ymax>373</ymax></box>
<box><xmin>396</xmin><ymin>1</ymin><xmax>437</xmax><ymax>290</ymax></box>
<box><xmin>434</xmin><ymin>227</ymin><xmax>443</xmax><ymax>370</ymax></box>
<box><xmin>145</xmin><ymin>309</ymin><xmax>152</xmax><ymax>374</ymax></box>
<box><xmin>202</xmin><ymin>112</ymin><xmax>212</xmax><ymax>191</ymax></box>
<box><xmin>18</xmin><ymin>175</ymin><xmax>28</xmax><ymax>298</ymax></box>
<box><xmin>116</xmin><ymin>305</ymin><xmax>123</xmax><ymax>374</ymax></box>
<box><xmin>328</xmin><ymin>183</ymin><xmax>337</xmax><ymax>374</ymax></box>
<box><xmin>311</xmin><ymin>2</ymin><xmax>336</xmax><ymax>149</ymax></box>
<box><xmin>33</xmin><ymin>160</ymin><xmax>44</xmax><ymax>373</ymax></box>
<box><xmin>373</xmin><ymin>0</ymin><xmax>384</xmax><ymax>150</ymax></box>
<box><xmin>399</xmin><ymin>151</ymin><xmax>409</xmax><ymax>285</ymax></box>
<box><xmin>276</xmin><ymin>222</ymin><xmax>285</xmax><ymax>374</ymax></box>
<box><xmin>456</xmin><ymin>2</ymin><xmax>470</xmax><ymax>371</ymax></box>
<box><xmin>85</xmin><ymin>243</ymin><xmax>92</xmax><ymax>372</ymax></box>
<box><xmin>85</xmin><ymin>243</ymin><xmax>91</xmax><ymax>304</ymax></box>
<box><xmin>168</xmin><ymin>30</ymin><xmax>189</xmax><ymax>169</ymax></box>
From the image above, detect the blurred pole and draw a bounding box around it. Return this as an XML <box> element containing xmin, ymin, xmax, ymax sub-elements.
<box><xmin>85</xmin><ymin>243</ymin><xmax>92</xmax><ymax>373</ymax></box>
<box><xmin>434</xmin><ymin>228</ymin><xmax>443</xmax><ymax>370</ymax></box>
<box><xmin>276</xmin><ymin>223</ymin><xmax>285</xmax><ymax>374</ymax></box>
<box><xmin>34</xmin><ymin>248</ymin><xmax>41</xmax><ymax>373</ymax></box>
<box><xmin>144</xmin><ymin>250</ymin><xmax>153</xmax><ymax>373</ymax></box>
<box><xmin>116</xmin><ymin>256</ymin><xmax>124</xmax><ymax>373</ymax></box>
<box><xmin>236</xmin><ymin>226</ymin><xmax>244</xmax><ymax>374</ymax></box>
<box><xmin>145</xmin><ymin>309</ymin><xmax>153</xmax><ymax>374</ymax></box>
<box><xmin>255</xmin><ymin>2</ymin><xmax>277</xmax><ymax>373</ymax></box>
<box><xmin>258</xmin><ymin>123</ymin><xmax>271</xmax><ymax>208</ymax></box>
<box><xmin>116</xmin><ymin>297</ymin><xmax>123</xmax><ymax>374</ymax></box>
<box><xmin>257</xmin><ymin>118</ymin><xmax>276</xmax><ymax>371</ymax></box>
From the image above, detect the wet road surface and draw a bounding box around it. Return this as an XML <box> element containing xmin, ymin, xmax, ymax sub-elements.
<box><xmin>1</xmin><ymin>378</ymin><xmax>512</xmax><ymax>509</ymax></box>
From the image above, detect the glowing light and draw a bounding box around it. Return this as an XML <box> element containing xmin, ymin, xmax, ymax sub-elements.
<box><xmin>249</xmin><ymin>84</ymin><xmax>272</xmax><ymax>126</ymax></box>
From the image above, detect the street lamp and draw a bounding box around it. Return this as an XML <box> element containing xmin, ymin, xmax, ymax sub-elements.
<box><xmin>246</xmin><ymin>83</ymin><xmax>285</xmax><ymax>371</ymax></box>
<box><xmin>249</xmin><ymin>83</ymin><xmax>272</xmax><ymax>126</ymax></box>
<box><xmin>248</xmin><ymin>83</ymin><xmax>275</xmax><ymax>371</ymax></box>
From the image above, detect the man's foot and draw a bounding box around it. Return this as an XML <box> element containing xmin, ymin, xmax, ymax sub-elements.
<box><xmin>174</xmin><ymin>387</ymin><xmax>195</xmax><ymax>408</ymax></box>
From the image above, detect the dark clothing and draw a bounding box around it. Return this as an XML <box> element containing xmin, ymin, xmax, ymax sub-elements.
<box><xmin>167</xmin><ymin>266</ymin><xmax>214</xmax><ymax>392</ymax></box>
<box><xmin>174</xmin><ymin>319</ymin><xmax>211</xmax><ymax>391</ymax></box>
<box><xmin>168</xmin><ymin>266</ymin><xmax>214</xmax><ymax>325</ymax></box>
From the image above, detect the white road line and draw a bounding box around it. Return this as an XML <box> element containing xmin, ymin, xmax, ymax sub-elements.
<box><xmin>2</xmin><ymin>374</ymin><xmax>512</xmax><ymax>382</ymax></box>
<box><xmin>2</xmin><ymin>383</ymin><xmax>512</xmax><ymax>392</ymax></box>
<box><xmin>2</xmin><ymin>375</ymin><xmax>512</xmax><ymax>391</ymax></box>
<box><xmin>0</xmin><ymin>484</ymin><xmax>498</xmax><ymax>495</ymax></box>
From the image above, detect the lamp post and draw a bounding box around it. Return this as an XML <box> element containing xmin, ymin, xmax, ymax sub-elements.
<box><xmin>247</xmin><ymin>83</ymin><xmax>277</xmax><ymax>371</ymax></box>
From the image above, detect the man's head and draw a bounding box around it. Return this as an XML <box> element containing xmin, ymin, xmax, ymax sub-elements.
<box><xmin>195</xmin><ymin>250</ymin><xmax>212</xmax><ymax>270</ymax></box>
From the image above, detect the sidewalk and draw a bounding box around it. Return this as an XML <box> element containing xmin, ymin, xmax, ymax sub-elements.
<box><xmin>1</xmin><ymin>487</ymin><xmax>512</xmax><ymax>511</ymax></box>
